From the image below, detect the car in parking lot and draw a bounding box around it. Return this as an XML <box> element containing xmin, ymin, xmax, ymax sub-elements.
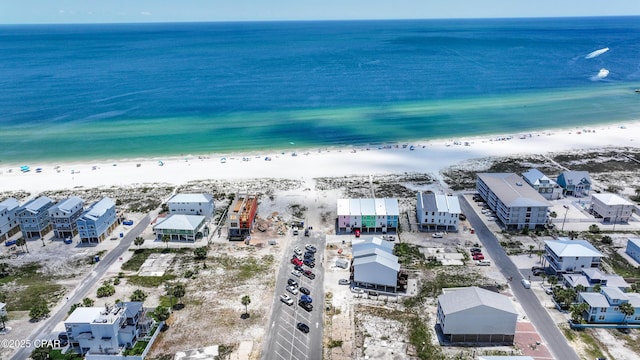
<box><xmin>432</xmin><ymin>232</ymin><xmax>443</xmax><ymax>238</ymax></box>
<box><xmin>294</xmin><ymin>247</ymin><xmax>303</xmax><ymax>256</ymax></box>
<box><xmin>299</xmin><ymin>287</ymin><xmax>310</xmax><ymax>295</ymax></box>
<box><xmin>292</xmin><ymin>270</ymin><xmax>302</xmax><ymax>277</ymax></box>
<box><xmin>287</xmin><ymin>279</ymin><xmax>298</xmax><ymax>287</ymax></box>
<box><xmin>294</xmin><ymin>265</ymin><xmax>304</xmax><ymax>272</ymax></box>
<box><xmin>286</xmin><ymin>286</ymin><xmax>298</xmax><ymax>295</ymax></box>
<box><xmin>470</xmin><ymin>247</ymin><xmax>482</xmax><ymax>253</ymax></box>
<box><xmin>303</xmin><ymin>270</ymin><xmax>315</xmax><ymax>279</ymax></box>
<box><xmin>304</xmin><ymin>228</ymin><xmax>310</xmax><ymax>237</ymax></box>
<box><xmin>338</xmin><ymin>279</ymin><xmax>350</xmax><ymax>285</ymax></box>
<box><xmin>545</xmin><ymin>287</ymin><xmax>554</xmax><ymax>295</ymax></box>
<box><xmin>303</xmin><ymin>259</ymin><xmax>315</xmax><ymax>268</ymax></box>
<box><xmin>354</xmin><ymin>229</ymin><xmax>360</xmax><ymax>237</ymax></box>
<box><xmin>298</xmin><ymin>301</ymin><xmax>313</xmax><ymax>312</ymax></box>
<box><xmin>297</xmin><ymin>322</ymin><xmax>310</xmax><ymax>333</ymax></box>
<box><xmin>472</xmin><ymin>253</ymin><xmax>484</xmax><ymax>260</ymax></box>
<box><xmin>280</xmin><ymin>294</ymin><xmax>294</xmax><ymax>305</ymax></box>
<box><xmin>475</xmin><ymin>260</ymin><xmax>491</xmax><ymax>266</ymax></box>
<box><xmin>300</xmin><ymin>294</ymin><xmax>312</xmax><ymax>304</ymax></box>
<box><xmin>305</xmin><ymin>244</ymin><xmax>317</xmax><ymax>253</ymax></box>
<box><xmin>291</xmin><ymin>257</ymin><xmax>303</xmax><ymax>266</ymax></box>
<box><xmin>304</xmin><ymin>252</ymin><xmax>315</xmax><ymax>259</ymax></box>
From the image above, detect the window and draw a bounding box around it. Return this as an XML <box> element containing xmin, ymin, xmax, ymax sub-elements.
<box><xmin>601</xmin><ymin>308</ymin><xmax>607</xmax><ymax>312</ymax></box>
<box><xmin>598</xmin><ymin>315</ymin><xmax>605</xmax><ymax>320</ymax></box>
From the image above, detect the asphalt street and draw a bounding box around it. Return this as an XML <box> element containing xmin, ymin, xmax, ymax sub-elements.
<box><xmin>459</xmin><ymin>195</ymin><xmax>579</xmax><ymax>360</ymax></box>
<box><xmin>10</xmin><ymin>216</ymin><xmax>150</xmax><ymax>360</ymax></box>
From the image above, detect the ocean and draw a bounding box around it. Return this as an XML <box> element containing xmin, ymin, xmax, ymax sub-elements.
<box><xmin>0</xmin><ymin>17</ymin><xmax>639</xmax><ymax>163</ymax></box>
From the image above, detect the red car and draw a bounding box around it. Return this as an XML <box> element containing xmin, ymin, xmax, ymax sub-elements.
<box><xmin>354</xmin><ymin>229</ymin><xmax>360</xmax><ymax>238</ymax></box>
<box><xmin>473</xmin><ymin>254</ymin><xmax>484</xmax><ymax>260</ymax></box>
<box><xmin>291</xmin><ymin>257</ymin><xmax>303</xmax><ymax>266</ymax></box>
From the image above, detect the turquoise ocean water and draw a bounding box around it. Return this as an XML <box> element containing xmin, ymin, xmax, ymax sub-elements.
<box><xmin>0</xmin><ymin>17</ymin><xmax>639</xmax><ymax>163</ymax></box>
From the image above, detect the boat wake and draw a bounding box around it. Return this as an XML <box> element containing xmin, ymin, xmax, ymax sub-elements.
<box><xmin>585</xmin><ymin>47</ymin><xmax>609</xmax><ymax>59</ymax></box>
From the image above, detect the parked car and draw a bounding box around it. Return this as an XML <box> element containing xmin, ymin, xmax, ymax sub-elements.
<box><xmin>299</xmin><ymin>287</ymin><xmax>310</xmax><ymax>295</ymax></box>
<box><xmin>354</xmin><ymin>229</ymin><xmax>360</xmax><ymax>237</ymax></box>
<box><xmin>303</xmin><ymin>259</ymin><xmax>315</xmax><ymax>268</ymax></box>
<box><xmin>300</xmin><ymin>294</ymin><xmax>312</xmax><ymax>304</ymax></box>
<box><xmin>303</xmin><ymin>270</ymin><xmax>316</xmax><ymax>280</ymax></box>
<box><xmin>286</xmin><ymin>286</ymin><xmax>298</xmax><ymax>295</ymax></box>
<box><xmin>545</xmin><ymin>287</ymin><xmax>554</xmax><ymax>295</ymax></box>
<box><xmin>4</xmin><ymin>240</ymin><xmax>17</xmax><ymax>247</ymax></box>
<box><xmin>294</xmin><ymin>265</ymin><xmax>304</xmax><ymax>272</ymax></box>
<box><xmin>292</xmin><ymin>270</ymin><xmax>302</xmax><ymax>277</ymax></box>
<box><xmin>298</xmin><ymin>301</ymin><xmax>313</xmax><ymax>312</ymax></box>
<box><xmin>292</xmin><ymin>227</ymin><xmax>299</xmax><ymax>236</ymax></box>
<box><xmin>280</xmin><ymin>294</ymin><xmax>294</xmax><ymax>306</ymax></box>
<box><xmin>470</xmin><ymin>247</ymin><xmax>482</xmax><ymax>253</ymax></box>
<box><xmin>291</xmin><ymin>257</ymin><xmax>303</xmax><ymax>266</ymax></box>
<box><xmin>338</xmin><ymin>279</ymin><xmax>350</xmax><ymax>285</ymax></box>
<box><xmin>305</xmin><ymin>244</ymin><xmax>317</xmax><ymax>253</ymax></box>
<box><xmin>473</xmin><ymin>254</ymin><xmax>484</xmax><ymax>260</ymax></box>
<box><xmin>294</xmin><ymin>247</ymin><xmax>303</xmax><ymax>256</ymax></box>
<box><xmin>297</xmin><ymin>322</ymin><xmax>310</xmax><ymax>333</ymax></box>
<box><xmin>304</xmin><ymin>252</ymin><xmax>315</xmax><ymax>259</ymax></box>
<box><xmin>304</xmin><ymin>228</ymin><xmax>310</xmax><ymax>237</ymax></box>
<box><xmin>475</xmin><ymin>260</ymin><xmax>490</xmax><ymax>266</ymax></box>
<box><xmin>287</xmin><ymin>279</ymin><xmax>298</xmax><ymax>287</ymax></box>
<box><xmin>432</xmin><ymin>232</ymin><xmax>443</xmax><ymax>238</ymax></box>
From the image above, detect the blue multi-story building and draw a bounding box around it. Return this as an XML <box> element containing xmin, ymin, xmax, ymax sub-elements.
<box><xmin>17</xmin><ymin>196</ymin><xmax>55</xmax><ymax>239</ymax></box>
<box><xmin>578</xmin><ymin>286</ymin><xmax>640</xmax><ymax>325</ymax></box>
<box><xmin>0</xmin><ymin>198</ymin><xmax>21</xmax><ymax>242</ymax></box>
<box><xmin>48</xmin><ymin>196</ymin><xmax>84</xmax><ymax>239</ymax></box>
<box><xmin>77</xmin><ymin>197</ymin><xmax>117</xmax><ymax>244</ymax></box>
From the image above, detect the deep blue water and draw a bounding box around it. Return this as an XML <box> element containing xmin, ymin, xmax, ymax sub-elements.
<box><xmin>0</xmin><ymin>17</ymin><xmax>639</xmax><ymax>163</ymax></box>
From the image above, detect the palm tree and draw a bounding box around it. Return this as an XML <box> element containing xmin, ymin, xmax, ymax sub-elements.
<box><xmin>172</xmin><ymin>284</ymin><xmax>186</xmax><ymax>306</ymax></box>
<box><xmin>134</xmin><ymin>236</ymin><xmax>145</xmax><ymax>250</ymax></box>
<box><xmin>548</xmin><ymin>275</ymin><xmax>558</xmax><ymax>287</ymax></box>
<box><xmin>30</xmin><ymin>344</ymin><xmax>52</xmax><ymax>360</ymax></box>
<box><xmin>154</xmin><ymin>305</ymin><xmax>170</xmax><ymax>322</ymax></box>
<box><xmin>569</xmin><ymin>303</ymin><xmax>589</xmax><ymax>324</ymax></box>
<box><xmin>162</xmin><ymin>234</ymin><xmax>170</xmax><ymax>249</ymax></box>
<box><xmin>619</xmin><ymin>302</ymin><xmax>635</xmax><ymax>324</ymax></box>
<box><xmin>16</xmin><ymin>237</ymin><xmax>28</xmax><ymax>253</ymax></box>
<box><xmin>549</xmin><ymin>211</ymin><xmax>557</xmax><ymax>225</ymax></box>
<box><xmin>241</xmin><ymin>295</ymin><xmax>251</xmax><ymax>317</ymax></box>
<box><xmin>575</xmin><ymin>284</ymin><xmax>586</xmax><ymax>294</ymax></box>
<box><xmin>528</xmin><ymin>245</ymin><xmax>535</xmax><ymax>257</ymax></box>
<box><xmin>593</xmin><ymin>284</ymin><xmax>602</xmax><ymax>293</ymax></box>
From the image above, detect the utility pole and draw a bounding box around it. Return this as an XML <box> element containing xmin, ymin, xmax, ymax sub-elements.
<box><xmin>561</xmin><ymin>205</ymin><xmax>570</xmax><ymax>232</ymax></box>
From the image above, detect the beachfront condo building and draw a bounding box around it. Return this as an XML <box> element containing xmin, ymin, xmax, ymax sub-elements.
<box><xmin>521</xmin><ymin>168</ymin><xmax>563</xmax><ymax>200</ymax></box>
<box><xmin>416</xmin><ymin>192</ymin><xmax>461</xmax><ymax>232</ymax></box>
<box><xmin>476</xmin><ymin>173</ymin><xmax>550</xmax><ymax>230</ymax></box>
<box><xmin>337</xmin><ymin>198</ymin><xmax>399</xmax><ymax>234</ymax></box>
<box><xmin>77</xmin><ymin>197</ymin><xmax>118</xmax><ymax>244</ymax></box>
<box><xmin>227</xmin><ymin>193</ymin><xmax>258</xmax><ymax>241</ymax></box>
<box><xmin>17</xmin><ymin>196</ymin><xmax>55</xmax><ymax>239</ymax></box>
<box><xmin>0</xmin><ymin>198</ymin><xmax>21</xmax><ymax>242</ymax></box>
<box><xmin>48</xmin><ymin>196</ymin><xmax>84</xmax><ymax>239</ymax></box>
<box><xmin>65</xmin><ymin>302</ymin><xmax>157</xmax><ymax>358</ymax></box>
<box><xmin>167</xmin><ymin>193</ymin><xmax>215</xmax><ymax>221</ymax></box>
<box><xmin>556</xmin><ymin>171</ymin><xmax>591</xmax><ymax>197</ymax></box>
<box><xmin>591</xmin><ymin>193</ymin><xmax>635</xmax><ymax>223</ymax></box>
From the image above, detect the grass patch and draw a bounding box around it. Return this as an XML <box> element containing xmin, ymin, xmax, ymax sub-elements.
<box><xmin>327</xmin><ymin>339</ymin><xmax>343</xmax><ymax>348</ymax></box>
<box><xmin>0</xmin><ymin>262</ymin><xmax>64</xmax><ymax>311</ymax></box>
<box><xmin>579</xmin><ymin>330</ymin><xmax>606</xmax><ymax>359</ymax></box>
<box><xmin>123</xmin><ymin>340</ymin><xmax>148</xmax><ymax>356</ymax></box>
<box><xmin>394</xmin><ymin>243</ymin><xmax>425</xmax><ymax>266</ymax></box>
<box><xmin>404</xmin><ymin>270</ymin><xmax>485</xmax><ymax>308</ymax></box>
<box><xmin>121</xmin><ymin>248</ymin><xmax>189</xmax><ymax>272</ymax></box>
<box><xmin>49</xmin><ymin>349</ymin><xmax>84</xmax><ymax>359</ymax></box>
<box><xmin>126</xmin><ymin>274</ymin><xmax>177</xmax><ymax>288</ymax></box>
<box><xmin>212</xmin><ymin>254</ymin><xmax>275</xmax><ymax>282</ymax></box>
<box><xmin>602</xmin><ymin>250</ymin><xmax>640</xmax><ymax>278</ymax></box>
<box><xmin>408</xmin><ymin>317</ymin><xmax>445</xmax><ymax>360</ymax></box>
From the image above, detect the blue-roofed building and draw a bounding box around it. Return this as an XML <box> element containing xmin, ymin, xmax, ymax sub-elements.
<box><xmin>557</xmin><ymin>171</ymin><xmax>591</xmax><ymax>197</ymax></box>
<box><xmin>563</xmin><ymin>268</ymin><xmax>630</xmax><ymax>292</ymax></box>
<box><xmin>153</xmin><ymin>214</ymin><xmax>207</xmax><ymax>242</ymax></box>
<box><xmin>626</xmin><ymin>238</ymin><xmax>640</xmax><ymax>265</ymax></box>
<box><xmin>48</xmin><ymin>196</ymin><xmax>84</xmax><ymax>239</ymax></box>
<box><xmin>77</xmin><ymin>197</ymin><xmax>117</xmax><ymax>244</ymax></box>
<box><xmin>0</xmin><ymin>198</ymin><xmax>21</xmax><ymax>242</ymax></box>
<box><xmin>17</xmin><ymin>196</ymin><xmax>55</xmax><ymax>239</ymax></box>
<box><xmin>577</xmin><ymin>286</ymin><xmax>640</xmax><ymax>324</ymax></box>
<box><xmin>521</xmin><ymin>168</ymin><xmax>562</xmax><ymax>200</ymax></box>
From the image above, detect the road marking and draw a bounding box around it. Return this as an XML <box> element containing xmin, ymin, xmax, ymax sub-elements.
<box><xmin>315</xmin><ymin>322</ymin><xmax>319</xmax><ymax>328</ymax></box>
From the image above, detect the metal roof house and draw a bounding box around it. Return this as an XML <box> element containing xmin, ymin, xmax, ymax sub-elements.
<box><xmin>416</xmin><ymin>191</ymin><xmax>461</xmax><ymax>232</ymax></box>
<box><xmin>626</xmin><ymin>238</ymin><xmax>640</xmax><ymax>265</ymax></box>
<box><xmin>476</xmin><ymin>173</ymin><xmax>550</xmax><ymax>230</ymax></box>
<box><xmin>436</xmin><ymin>287</ymin><xmax>518</xmax><ymax>345</ymax></box>
<box><xmin>544</xmin><ymin>239</ymin><xmax>604</xmax><ymax>274</ymax></box>
<box><xmin>577</xmin><ymin>287</ymin><xmax>640</xmax><ymax>325</ymax></box>
<box><xmin>351</xmin><ymin>237</ymin><xmax>404</xmax><ymax>292</ymax></box>
<box><xmin>48</xmin><ymin>196</ymin><xmax>84</xmax><ymax>239</ymax></box>
<box><xmin>17</xmin><ymin>196</ymin><xmax>55</xmax><ymax>239</ymax></box>
<box><xmin>591</xmin><ymin>193</ymin><xmax>635</xmax><ymax>223</ymax></box>
<box><xmin>153</xmin><ymin>214</ymin><xmax>207</xmax><ymax>242</ymax></box>
<box><xmin>77</xmin><ymin>197</ymin><xmax>118</xmax><ymax>244</ymax></box>
<box><xmin>557</xmin><ymin>171</ymin><xmax>591</xmax><ymax>197</ymax></box>
<box><xmin>336</xmin><ymin>198</ymin><xmax>399</xmax><ymax>234</ymax></box>
<box><xmin>167</xmin><ymin>193</ymin><xmax>215</xmax><ymax>221</ymax></box>
<box><xmin>563</xmin><ymin>268</ymin><xmax>630</xmax><ymax>292</ymax></box>
<box><xmin>0</xmin><ymin>198</ymin><xmax>21</xmax><ymax>242</ymax></box>
<box><xmin>521</xmin><ymin>168</ymin><xmax>562</xmax><ymax>200</ymax></box>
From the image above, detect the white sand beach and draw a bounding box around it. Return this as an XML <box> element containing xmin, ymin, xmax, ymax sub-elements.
<box><xmin>1</xmin><ymin>121</ymin><xmax>638</xmax><ymax>194</ymax></box>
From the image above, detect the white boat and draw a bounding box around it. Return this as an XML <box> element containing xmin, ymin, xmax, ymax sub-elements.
<box><xmin>597</xmin><ymin>68</ymin><xmax>609</xmax><ymax>78</ymax></box>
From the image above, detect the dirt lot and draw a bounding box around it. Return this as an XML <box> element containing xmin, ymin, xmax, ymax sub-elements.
<box><xmin>2</xmin><ymin>147</ymin><xmax>640</xmax><ymax>360</ymax></box>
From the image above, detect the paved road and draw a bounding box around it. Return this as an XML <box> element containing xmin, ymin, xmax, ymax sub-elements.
<box><xmin>459</xmin><ymin>196</ymin><xmax>579</xmax><ymax>360</ymax></box>
<box><xmin>262</xmin><ymin>231</ymin><xmax>324</xmax><ymax>360</ymax></box>
<box><xmin>10</xmin><ymin>216</ymin><xmax>150</xmax><ymax>360</ymax></box>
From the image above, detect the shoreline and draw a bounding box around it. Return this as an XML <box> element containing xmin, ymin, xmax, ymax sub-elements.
<box><xmin>1</xmin><ymin>120</ymin><xmax>638</xmax><ymax>194</ymax></box>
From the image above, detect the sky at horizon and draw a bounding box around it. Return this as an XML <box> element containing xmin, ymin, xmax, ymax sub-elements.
<box><xmin>1</xmin><ymin>0</ymin><xmax>640</xmax><ymax>24</ymax></box>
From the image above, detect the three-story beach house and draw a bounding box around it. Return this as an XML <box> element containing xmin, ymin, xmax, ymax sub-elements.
<box><xmin>17</xmin><ymin>196</ymin><xmax>55</xmax><ymax>239</ymax></box>
<box><xmin>77</xmin><ymin>197</ymin><xmax>118</xmax><ymax>244</ymax></box>
<box><xmin>591</xmin><ymin>193</ymin><xmax>635</xmax><ymax>223</ymax></box>
<box><xmin>521</xmin><ymin>168</ymin><xmax>562</xmax><ymax>200</ymax></box>
<box><xmin>544</xmin><ymin>239</ymin><xmax>604</xmax><ymax>275</ymax></box>
<box><xmin>556</xmin><ymin>171</ymin><xmax>591</xmax><ymax>197</ymax></box>
<box><xmin>167</xmin><ymin>193</ymin><xmax>215</xmax><ymax>221</ymax></box>
<box><xmin>48</xmin><ymin>196</ymin><xmax>84</xmax><ymax>239</ymax></box>
<box><xmin>416</xmin><ymin>191</ymin><xmax>461</xmax><ymax>232</ymax></box>
<box><xmin>0</xmin><ymin>198</ymin><xmax>21</xmax><ymax>242</ymax></box>
<box><xmin>227</xmin><ymin>193</ymin><xmax>258</xmax><ymax>241</ymax></box>
<box><xmin>577</xmin><ymin>286</ymin><xmax>640</xmax><ymax>325</ymax></box>
<box><xmin>337</xmin><ymin>198</ymin><xmax>399</xmax><ymax>234</ymax></box>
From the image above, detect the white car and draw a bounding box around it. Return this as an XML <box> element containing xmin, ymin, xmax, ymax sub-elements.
<box><xmin>286</xmin><ymin>286</ymin><xmax>298</xmax><ymax>295</ymax></box>
<box><xmin>280</xmin><ymin>294</ymin><xmax>294</xmax><ymax>306</ymax></box>
<box><xmin>475</xmin><ymin>260</ymin><xmax>491</xmax><ymax>266</ymax></box>
<box><xmin>291</xmin><ymin>270</ymin><xmax>302</xmax><ymax>277</ymax></box>
<box><xmin>294</xmin><ymin>247</ymin><xmax>303</xmax><ymax>256</ymax></box>
<box><xmin>432</xmin><ymin>233</ymin><xmax>443</xmax><ymax>238</ymax></box>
